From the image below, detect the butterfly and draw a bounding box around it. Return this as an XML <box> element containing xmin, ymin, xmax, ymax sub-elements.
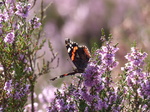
<box><xmin>50</xmin><ymin>38</ymin><xmax>91</xmax><ymax>81</ymax></box>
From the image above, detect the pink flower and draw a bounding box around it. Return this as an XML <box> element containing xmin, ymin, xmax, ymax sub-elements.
<box><xmin>29</xmin><ymin>17</ymin><xmax>41</xmax><ymax>29</ymax></box>
<box><xmin>15</xmin><ymin>2</ymin><xmax>31</xmax><ymax>18</ymax></box>
<box><xmin>4</xmin><ymin>32</ymin><xmax>15</xmax><ymax>44</ymax></box>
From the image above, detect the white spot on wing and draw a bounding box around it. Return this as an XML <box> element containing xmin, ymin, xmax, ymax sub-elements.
<box><xmin>68</xmin><ymin>48</ymin><xmax>71</xmax><ymax>53</ymax></box>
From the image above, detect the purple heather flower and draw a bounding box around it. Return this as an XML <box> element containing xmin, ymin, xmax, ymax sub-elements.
<box><xmin>124</xmin><ymin>47</ymin><xmax>147</xmax><ymax>67</ymax></box>
<box><xmin>4</xmin><ymin>79</ymin><xmax>30</xmax><ymax>100</ymax></box>
<box><xmin>48</xmin><ymin>87</ymin><xmax>78</xmax><ymax>112</ymax></box>
<box><xmin>83</xmin><ymin>42</ymin><xmax>119</xmax><ymax>87</ymax></box>
<box><xmin>4</xmin><ymin>32</ymin><xmax>15</xmax><ymax>44</ymax></box>
<box><xmin>4</xmin><ymin>2</ymin><xmax>15</xmax><ymax>16</ymax></box>
<box><xmin>80</xmin><ymin>86</ymin><xmax>93</xmax><ymax>103</ymax></box>
<box><xmin>80</xmin><ymin>43</ymin><xmax>120</xmax><ymax>111</ymax></box>
<box><xmin>0</xmin><ymin>14</ymin><xmax>8</xmax><ymax>22</ymax></box>
<box><xmin>24</xmin><ymin>84</ymin><xmax>30</xmax><ymax>94</ymax></box>
<box><xmin>67</xmin><ymin>102</ymin><xmax>77</xmax><ymax>112</ymax></box>
<box><xmin>141</xmin><ymin>104</ymin><xmax>148</xmax><ymax>111</ymax></box>
<box><xmin>25</xmin><ymin>67</ymin><xmax>32</xmax><ymax>72</ymax></box>
<box><xmin>6</xmin><ymin>0</ymin><xmax>15</xmax><ymax>4</ymax></box>
<box><xmin>19</xmin><ymin>54</ymin><xmax>26</xmax><ymax>62</ymax></box>
<box><xmin>108</xmin><ymin>91</ymin><xmax>118</xmax><ymax>105</ymax></box>
<box><xmin>122</xmin><ymin>47</ymin><xmax>149</xmax><ymax>110</ymax></box>
<box><xmin>122</xmin><ymin>47</ymin><xmax>148</xmax><ymax>86</ymax></box>
<box><xmin>4</xmin><ymin>80</ymin><xmax>12</xmax><ymax>95</ymax></box>
<box><xmin>138</xmin><ymin>79</ymin><xmax>150</xmax><ymax>99</ymax></box>
<box><xmin>15</xmin><ymin>2</ymin><xmax>31</xmax><ymax>18</ymax></box>
<box><xmin>29</xmin><ymin>17</ymin><xmax>41</xmax><ymax>29</ymax></box>
<box><xmin>82</xmin><ymin>62</ymin><xmax>102</xmax><ymax>87</ymax></box>
<box><xmin>93</xmin><ymin>98</ymin><xmax>103</xmax><ymax>111</ymax></box>
<box><xmin>0</xmin><ymin>3</ymin><xmax>15</xmax><ymax>20</ymax></box>
<box><xmin>96</xmin><ymin>43</ymin><xmax>119</xmax><ymax>71</ymax></box>
<box><xmin>12</xmin><ymin>83</ymin><xmax>30</xmax><ymax>100</ymax></box>
<box><xmin>13</xmin><ymin>22</ymin><xmax>21</xmax><ymax>30</ymax></box>
<box><xmin>112</xmin><ymin>106</ymin><xmax>121</xmax><ymax>112</ymax></box>
<box><xmin>55</xmin><ymin>98</ymin><xmax>67</xmax><ymax>110</ymax></box>
<box><xmin>92</xmin><ymin>95</ymin><xmax>109</xmax><ymax>111</ymax></box>
<box><xmin>0</xmin><ymin>23</ymin><xmax>2</xmax><ymax>35</ymax></box>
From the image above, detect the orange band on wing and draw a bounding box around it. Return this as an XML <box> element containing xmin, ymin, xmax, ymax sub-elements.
<box><xmin>83</xmin><ymin>47</ymin><xmax>91</xmax><ymax>58</ymax></box>
<box><xmin>71</xmin><ymin>46</ymin><xmax>78</xmax><ymax>61</ymax></box>
<box><xmin>64</xmin><ymin>74</ymin><xmax>68</xmax><ymax>76</ymax></box>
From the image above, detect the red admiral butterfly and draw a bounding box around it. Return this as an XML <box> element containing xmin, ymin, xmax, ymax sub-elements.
<box><xmin>50</xmin><ymin>39</ymin><xmax>91</xmax><ymax>81</ymax></box>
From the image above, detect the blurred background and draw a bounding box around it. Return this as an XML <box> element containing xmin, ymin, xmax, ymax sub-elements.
<box><xmin>28</xmin><ymin>0</ymin><xmax>150</xmax><ymax>110</ymax></box>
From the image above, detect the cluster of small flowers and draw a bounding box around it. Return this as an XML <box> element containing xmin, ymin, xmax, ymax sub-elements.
<box><xmin>96</xmin><ymin>42</ymin><xmax>119</xmax><ymax>71</ymax></box>
<box><xmin>83</xmin><ymin>42</ymin><xmax>119</xmax><ymax>88</ymax></box>
<box><xmin>47</xmin><ymin>85</ymin><xmax>78</xmax><ymax>112</ymax></box>
<box><xmin>2</xmin><ymin>78</ymin><xmax>31</xmax><ymax>111</ymax></box>
<box><xmin>4</xmin><ymin>32</ymin><xmax>15</xmax><ymax>44</ymax></box>
<box><xmin>81</xmin><ymin>42</ymin><xmax>121</xmax><ymax>111</ymax></box>
<box><xmin>0</xmin><ymin>1</ymin><xmax>41</xmax><ymax>44</ymax></box>
<box><xmin>121</xmin><ymin>47</ymin><xmax>150</xmax><ymax>110</ymax></box>
<box><xmin>29</xmin><ymin>17</ymin><xmax>42</xmax><ymax>29</ymax></box>
<box><xmin>4</xmin><ymin>79</ymin><xmax>30</xmax><ymax>100</ymax></box>
<box><xmin>15</xmin><ymin>2</ymin><xmax>31</xmax><ymax>18</ymax></box>
<box><xmin>47</xmin><ymin>41</ymin><xmax>122</xmax><ymax>112</ymax></box>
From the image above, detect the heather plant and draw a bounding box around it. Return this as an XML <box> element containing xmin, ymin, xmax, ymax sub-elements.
<box><xmin>119</xmin><ymin>47</ymin><xmax>150</xmax><ymax>111</ymax></box>
<box><xmin>0</xmin><ymin>0</ymin><xmax>55</xmax><ymax>112</ymax></box>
